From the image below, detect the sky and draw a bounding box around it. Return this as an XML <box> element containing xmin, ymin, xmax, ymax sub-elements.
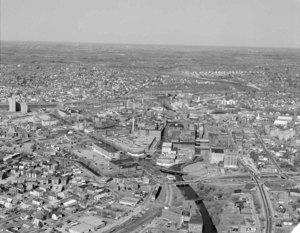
<box><xmin>1</xmin><ymin>0</ymin><xmax>300</xmax><ymax>48</ymax></box>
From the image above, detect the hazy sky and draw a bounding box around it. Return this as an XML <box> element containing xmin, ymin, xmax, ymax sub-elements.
<box><xmin>1</xmin><ymin>0</ymin><xmax>300</xmax><ymax>48</ymax></box>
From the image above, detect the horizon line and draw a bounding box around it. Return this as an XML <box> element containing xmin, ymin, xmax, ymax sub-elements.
<box><xmin>1</xmin><ymin>39</ymin><xmax>300</xmax><ymax>50</ymax></box>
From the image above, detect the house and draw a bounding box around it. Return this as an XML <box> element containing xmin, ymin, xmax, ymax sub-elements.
<box><xmin>52</xmin><ymin>184</ymin><xmax>63</xmax><ymax>193</ymax></box>
<box><xmin>39</xmin><ymin>177</ymin><xmax>50</xmax><ymax>185</ymax></box>
<box><xmin>57</xmin><ymin>191</ymin><xmax>70</xmax><ymax>199</ymax></box>
<box><xmin>62</xmin><ymin>199</ymin><xmax>77</xmax><ymax>207</ymax></box>
<box><xmin>25</xmin><ymin>182</ymin><xmax>36</xmax><ymax>190</ymax></box>
<box><xmin>188</xmin><ymin>215</ymin><xmax>203</xmax><ymax>233</ymax></box>
<box><xmin>30</xmin><ymin>189</ymin><xmax>44</xmax><ymax>197</ymax></box>
<box><xmin>119</xmin><ymin>196</ymin><xmax>140</xmax><ymax>207</ymax></box>
<box><xmin>51</xmin><ymin>176</ymin><xmax>61</xmax><ymax>185</ymax></box>
<box><xmin>51</xmin><ymin>211</ymin><xmax>63</xmax><ymax>220</ymax></box>
<box><xmin>94</xmin><ymin>192</ymin><xmax>110</xmax><ymax>201</ymax></box>
<box><xmin>32</xmin><ymin>199</ymin><xmax>43</xmax><ymax>206</ymax></box>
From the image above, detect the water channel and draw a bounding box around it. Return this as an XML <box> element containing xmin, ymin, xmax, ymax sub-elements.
<box><xmin>175</xmin><ymin>175</ymin><xmax>218</xmax><ymax>233</ymax></box>
<box><xmin>167</xmin><ymin>162</ymin><xmax>217</xmax><ymax>233</ymax></box>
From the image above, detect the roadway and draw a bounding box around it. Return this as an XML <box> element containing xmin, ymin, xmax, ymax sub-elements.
<box><xmin>241</xmin><ymin>160</ymin><xmax>273</xmax><ymax>233</ymax></box>
<box><xmin>254</xmin><ymin>129</ymin><xmax>289</xmax><ymax>179</ymax></box>
<box><xmin>256</xmin><ymin>177</ymin><xmax>272</xmax><ymax>233</ymax></box>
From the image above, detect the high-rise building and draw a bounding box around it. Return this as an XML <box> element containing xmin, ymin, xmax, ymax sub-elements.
<box><xmin>8</xmin><ymin>96</ymin><xmax>16</xmax><ymax>112</ymax></box>
<box><xmin>21</xmin><ymin>102</ymin><xmax>28</xmax><ymax>113</ymax></box>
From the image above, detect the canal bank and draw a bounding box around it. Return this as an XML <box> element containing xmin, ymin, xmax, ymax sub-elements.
<box><xmin>175</xmin><ymin>175</ymin><xmax>218</xmax><ymax>233</ymax></box>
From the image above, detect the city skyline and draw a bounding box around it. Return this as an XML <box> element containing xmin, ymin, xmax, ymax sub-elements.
<box><xmin>1</xmin><ymin>0</ymin><xmax>300</xmax><ymax>48</ymax></box>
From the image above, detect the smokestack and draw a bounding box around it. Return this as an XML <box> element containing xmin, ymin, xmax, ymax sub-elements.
<box><xmin>131</xmin><ymin>117</ymin><xmax>135</xmax><ymax>133</ymax></box>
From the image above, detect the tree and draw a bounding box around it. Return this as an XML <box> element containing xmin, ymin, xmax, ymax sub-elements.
<box><xmin>250</xmin><ymin>151</ymin><xmax>259</xmax><ymax>162</ymax></box>
<box><xmin>31</xmin><ymin>144</ymin><xmax>37</xmax><ymax>152</ymax></box>
<box><xmin>253</xmin><ymin>199</ymin><xmax>261</xmax><ymax>212</ymax></box>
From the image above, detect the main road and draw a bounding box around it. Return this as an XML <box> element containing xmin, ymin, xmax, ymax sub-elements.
<box><xmin>241</xmin><ymin>158</ymin><xmax>273</xmax><ymax>233</ymax></box>
<box><xmin>254</xmin><ymin>129</ymin><xmax>289</xmax><ymax>179</ymax></box>
<box><xmin>255</xmin><ymin>175</ymin><xmax>272</xmax><ymax>233</ymax></box>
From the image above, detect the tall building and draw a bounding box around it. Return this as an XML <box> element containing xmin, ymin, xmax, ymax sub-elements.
<box><xmin>8</xmin><ymin>96</ymin><xmax>16</xmax><ymax>112</ymax></box>
<box><xmin>195</xmin><ymin>138</ymin><xmax>210</xmax><ymax>156</ymax></box>
<box><xmin>21</xmin><ymin>102</ymin><xmax>28</xmax><ymax>113</ymax></box>
<box><xmin>224</xmin><ymin>154</ymin><xmax>238</xmax><ymax>169</ymax></box>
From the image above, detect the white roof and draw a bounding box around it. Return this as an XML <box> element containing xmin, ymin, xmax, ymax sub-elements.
<box><xmin>277</xmin><ymin>116</ymin><xmax>293</xmax><ymax>121</ymax></box>
<box><xmin>162</xmin><ymin>142</ymin><xmax>172</xmax><ymax>147</ymax></box>
<box><xmin>274</xmin><ymin>120</ymin><xmax>288</xmax><ymax>125</ymax></box>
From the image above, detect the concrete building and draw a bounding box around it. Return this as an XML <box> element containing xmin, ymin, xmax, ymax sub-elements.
<box><xmin>78</xmin><ymin>215</ymin><xmax>106</xmax><ymax>231</ymax></box>
<box><xmin>188</xmin><ymin>215</ymin><xmax>203</xmax><ymax>233</ymax></box>
<box><xmin>274</xmin><ymin>115</ymin><xmax>293</xmax><ymax>127</ymax></box>
<box><xmin>224</xmin><ymin>153</ymin><xmax>238</xmax><ymax>169</ymax></box>
<box><xmin>195</xmin><ymin>139</ymin><xmax>210</xmax><ymax>156</ymax></box>
<box><xmin>92</xmin><ymin>142</ymin><xmax>120</xmax><ymax>160</ymax></box>
<box><xmin>8</xmin><ymin>96</ymin><xmax>16</xmax><ymax>112</ymax></box>
<box><xmin>210</xmin><ymin>149</ymin><xmax>225</xmax><ymax>164</ymax></box>
<box><xmin>119</xmin><ymin>196</ymin><xmax>140</xmax><ymax>207</ymax></box>
<box><xmin>162</xmin><ymin>142</ymin><xmax>172</xmax><ymax>154</ymax></box>
<box><xmin>21</xmin><ymin>102</ymin><xmax>28</xmax><ymax>113</ymax></box>
<box><xmin>156</xmin><ymin>157</ymin><xmax>175</xmax><ymax>168</ymax></box>
<box><xmin>110</xmin><ymin>157</ymin><xmax>141</xmax><ymax>174</ymax></box>
<box><xmin>99</xmin><ymin>129</ymin><xmax>161</xmax><ymax>157</ymax></box>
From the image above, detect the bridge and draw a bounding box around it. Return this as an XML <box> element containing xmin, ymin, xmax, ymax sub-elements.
<box><xmin>160</xmin><ymin>168</ymin><xmax>187</xmax><ymax>176</ymax></box>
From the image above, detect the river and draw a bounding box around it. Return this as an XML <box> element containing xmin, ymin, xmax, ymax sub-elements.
<box><xmin>175</xmin><ymin>175</ymin><xmax>218</xmax><ymax>233</ymax></box>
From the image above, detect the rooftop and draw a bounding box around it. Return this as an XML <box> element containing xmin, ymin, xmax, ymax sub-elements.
<box><xmin>93</xmin><ymin>142</ymin><xmax>118</xmax><ymax>153</ymax></box>
<box><xmin>110</xmin><ymin>157</ymin><xmax>137</xmax><ymax>167</ymax></box>
<box><xmin>189</xmin><ymin>215</ymin><xmax>203</xmax><ymax>224</ymax></box>
<box><xmin>79</xmin><ymin>215</ymin><xmax>105</xmax><ymax>227</ymax></box>
<box><xmin>69</xmin><ymin>223</ymin><xmax>93</xmax><ymax>232</ymax></box>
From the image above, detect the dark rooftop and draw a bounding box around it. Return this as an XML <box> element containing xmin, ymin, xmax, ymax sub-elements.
<box><xmin>110</xmin><ymin>157</ymin><xmax>136</xmax><ymax>167</ymax></box>
<box><xmin>189</xmin><ymin>215</ymin><xmax>203</xmax><ymax>224</ymax></box>
<box><xmin>94</xmin><ymin>142</ymin><xmax>118</xmax><ymax>153</ymax></box>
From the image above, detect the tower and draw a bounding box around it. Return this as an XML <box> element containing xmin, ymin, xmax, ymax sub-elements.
<box><xmin>8</xmin><ymin>96</ymin><xmax>16</xmax><ymax>112</ymax></box>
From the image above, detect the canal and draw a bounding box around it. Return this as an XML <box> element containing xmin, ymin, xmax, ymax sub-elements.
<box><xmin>175</xmin><ymin>175</ymin><xmax>218</xmax><ymax>233</ymax></box>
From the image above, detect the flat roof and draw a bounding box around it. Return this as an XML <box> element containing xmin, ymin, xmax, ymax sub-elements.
<box><xmin>69</xmin><ymin>223</ymin><xmax>93</xmax><ymax>232</ymax></box>
<box><xmin>118</xmin><ymin>163</ymin><xmax>138</xmax><ymax>169</ymax></box>
<box><xmin>162</xmin><ymin>142</ymin><xmax>172</xmax><ymax>147</ymax></box>
<box><xmin>79</xmin><ymin>215</ymin><xmax>105</xmax><ymax>227</ymax></box>
<box><xmin>94</xmin><ymin>142</ymin><xmax>118</xmax><ymax>153</ymax></box>
<box><xmin>110</xmin><ymin>157</ymin><xmax>135</xmax><ymax>166</ymax></box>
<box><xmin>189</xmin><ymin>215</ymin><xmax>203</xmax><ymax>224</ymax></box>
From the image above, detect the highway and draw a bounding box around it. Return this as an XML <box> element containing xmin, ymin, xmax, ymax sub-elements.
<box><xmin>255</xmin><ymin>176</ymin><xmax>272</xmax><ymax>233</ymax></box>
<box><xmin>240</xmin><ymin>158</ymin><xmax>273</xmax><ymax>233</ymax></box>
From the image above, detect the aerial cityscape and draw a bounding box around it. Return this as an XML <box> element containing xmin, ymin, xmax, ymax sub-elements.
<box><xmin>1</xmin><ymin>1</ymin><xmax>300</xmax><ymax>233</ymax></box>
